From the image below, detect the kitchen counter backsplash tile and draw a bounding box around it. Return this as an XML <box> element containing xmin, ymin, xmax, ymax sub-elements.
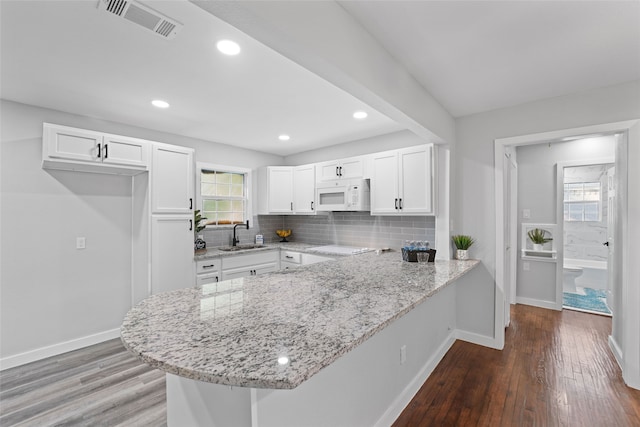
<box><xmin>121</xmin><ymin>253</ymin><xmax>479</xmax><ymax>389</ymax></box>
<box><xmin>201</xmin><ymin>215</ymin><xmax>284</xmax><ymax>248</ymax></box>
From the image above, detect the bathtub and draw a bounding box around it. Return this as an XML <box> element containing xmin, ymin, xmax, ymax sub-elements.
<box><xmin>564</xmin><ymin>258</ymin><xmax>608</xmax><ymax>290</ymax></box>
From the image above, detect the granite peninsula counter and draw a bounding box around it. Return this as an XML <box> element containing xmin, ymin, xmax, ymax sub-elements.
<box><xmin>121</xmin><ymin>252</ymin><xmax>481</xmax><ymax>426</ymax></box>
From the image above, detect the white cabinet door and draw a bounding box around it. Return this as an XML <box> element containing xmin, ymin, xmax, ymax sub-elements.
<box><xmin>316</xmin><ymin>160</ymin><xmax>341</xmax><ymax>181</ymax></box>
<box><xmin>315</xmin><ymin>156</ymin><xmax>365</xmax><ymax>182</ymax></box>
<box><xmin>102</xmin><ymin>134</ymin><xmax>149</xmax><ymax>168</ymax></box>
<box><xmin>44</xmin><ymin>123</ymin><xmax>102</xmax><ymax>163</ymax></box>
<box><xmin>268</xmin><ymin>167</ymin><xmax>294</xmax><ymax>213</ymax></box>
<box><xmin>370</xmin><ymin>151</ymin><xmax>399</xmax><ymax>215</ymax></box>
<box><xmin>293</xmin><ymin>164</ymin><xmax>316</xmax><ymax>214</ymax></box>
<box><xmin>398</xmin><ymin>145</ymin><xmax>433</xmax><ymax>214</ymax></box>
<box><xmin>151</xmin><ymin>216</ymin><xmax>194</xmax><ymax>294</ymax></box>
<box><xmin>339</xmin><ymin>156</ymin><xmax>365</xmax><ymax>180</ymax></box>
<box><xmin>151</xmin><ymin>144</ymin><xmax>194</xmax><ymax>214</ymax></box>
<box><xmin>221</xmin><ymin>268</ymin><xmax>252</xmax><ymax>281</ymax></box>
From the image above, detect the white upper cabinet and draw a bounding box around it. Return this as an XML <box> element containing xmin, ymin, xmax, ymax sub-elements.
<box><xmin>151</xmin><ymin>143</ymin><xmax>194</xmax><ymax>214</ymax></box>
<box><xmin>293</xmin><ymin>164</ymin><xmax>316</xmax><ymax>214</ymax></box>
<box><xmin>267</xmin><ymin>166</ymin><xmax>294</xmax><ymax>213</ymax></box>
<box><xmin>42</xmin><ymin>123</ymin><xmax>149</xmax><ymax>174</ymax></box>
<box><xmin>258</xmin><ymin>165</ymin><xmax>317</xmax><ymax>215</ymax></box>
<box><xmin>371</xmin><ymin>145</ymin><xmax>434</xmax><ymax>216</ymax></box>
<box><xmin>316</xmin><ymin>155</ymin><xmax>366</xmax><ymax>182</ymax></box>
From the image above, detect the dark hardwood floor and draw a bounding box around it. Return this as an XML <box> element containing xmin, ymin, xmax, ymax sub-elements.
<box><xmin>393</xmin><ymin>304</ymin><xmax>640</xmax><ymax>426</ymax></box>
<box><xmin>1</xmin><ymin>305</ymin><xmax>638</xmax><ymax>426</ymax></box>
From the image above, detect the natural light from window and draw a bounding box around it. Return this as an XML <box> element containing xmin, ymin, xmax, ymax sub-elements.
<box><xmin>198</xmin><ymin>164</ymin><xmax>250</xmax><ymax>227</ymax></box>
<box><xmin>563</xmin><ymin>181</ymin><xmax>601</xmax><ymax>222</ymax></box>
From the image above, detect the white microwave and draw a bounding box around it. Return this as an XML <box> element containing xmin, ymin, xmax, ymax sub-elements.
<box><xmin>316</xmin><ymin>179</ymin><xmax>370</xmax><ymax>211</ymax></box>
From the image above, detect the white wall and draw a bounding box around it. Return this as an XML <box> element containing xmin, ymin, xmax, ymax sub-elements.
<box><xmin>455</xmin><ymin>80</ymin><xmax>640</xmax><ymax>384</ymax></box>
<box><xmin>515</xmin><ymin>136</ymin><xmax>615</xmax><ymax>304</ymax></box>
<box><xmin>0</xmin><ymin>100</ymin><xmax>283</xmax><ymax>365</ymax></box>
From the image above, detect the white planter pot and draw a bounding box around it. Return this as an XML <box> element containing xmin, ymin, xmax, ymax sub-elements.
<box><xmin>456</xmin><ymin>249</ymin><xmax>469</xmax><ymax>260</ymax></box>
<box><xmin>532</xmin><ymin>244</ymin><xmax>543</xmax><ymax>251</ymax></box>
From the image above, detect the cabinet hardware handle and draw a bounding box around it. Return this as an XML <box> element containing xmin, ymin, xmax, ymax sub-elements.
<box><xmin>189</xmin><ymin>198</ymin><xmax>193</xmax><ymax>210</ymax></box>
<box><xmin>97</xmin><ymin>143</ymin><xmax>101</xmax><ymax>159</ymax></box>
<box><xmin>104</xmin><ymin>144</ymin><xmax>108</xmax><ymax>159</ymax></box>
<box><xmin>189</xmin><ymin>219</ymin><xmax>193</xmax><ymax>231</ymax></box>
<box><xmin>603</xmin><ymin>241</ymin><xmax>609</xmax><ymax>246</ymax></box>
<box><xmin>291</xmin><ymin>202</ymin><xmax>293</xmax><ymax>211</ymax></box>
<box><xmin>399</xmin><ymin>198</ymin><xmax>403</xmax><ymax>209</ymax></box>
<box><xmin>311</xmin><ymin>201</ymin><xmax>314</xmax><ymax>210</ymax></box>
<box><xmin>336</xmin><ymin>166</ymin><xmax>339</xmax><ymax>176</ymax></box>
<box><xmin>395</xmin><ymin>198</ymin><xmax>398</xmax><ymax>209</ymax></box>
<box><xmin>286</xmin><ymin>255</ymin><xmax>293</xmax><ymax>259</ymax></box>
<box><xmin>215</xmin><ymin>276</ymin><xmax>219</xmax><ymax>282</ymax></box>
<box><xmin>203</xmin><ymin>264</ymin><xmax>215</xmax><ymax>269</ymax></box>
<box><xmin>339</xmin><ymin>166</ymin><xmax>343</xmax><ymax>176</ymax></box>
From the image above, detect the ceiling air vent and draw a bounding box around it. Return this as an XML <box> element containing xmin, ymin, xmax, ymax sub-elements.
<box><xmin>98</xmin><ymin>0</ymin><xmax>182</xmax><ymax>39</ymax></box>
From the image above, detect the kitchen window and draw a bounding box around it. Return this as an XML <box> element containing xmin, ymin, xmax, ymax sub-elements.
<box><xmin>197</xmin><ymin>162</ymin><xmax>251</xmax><ymax>227</ymax></box>
<box><xmin>563</xmin><ymin>181</ymin><xmax>601</xmax><ymax>222</ymax></box>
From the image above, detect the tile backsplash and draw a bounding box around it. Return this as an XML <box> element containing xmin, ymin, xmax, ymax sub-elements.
<box><xmin>201</xmin><ymin>213</ymin><xmax>436</xmax><ymax>250</ymax></box>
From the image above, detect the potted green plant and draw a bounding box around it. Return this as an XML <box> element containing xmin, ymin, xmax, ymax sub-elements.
<box><xmin>452</xmin><ymin>235</ymin><xmax>475</xmax><ymax>260</ymax></box>
<box><xmin>527</xmin><ymin>228</ymin><xmax>552</xmax><ymax>251</ymax></box>
<box><xmin>194</xmin><ymin>209</ymin><xmax>207</xmax><ymax>251</ymax></box>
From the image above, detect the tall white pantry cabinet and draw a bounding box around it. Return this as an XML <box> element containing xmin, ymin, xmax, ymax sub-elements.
<box><xmin>134</xmin><ymin>143</ymin><xmax>195</xmax><ymax>303</ymax></box>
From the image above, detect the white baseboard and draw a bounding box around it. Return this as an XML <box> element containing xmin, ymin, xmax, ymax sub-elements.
<box><xmin>374</xmin><ymin>331</ymin><xmax>456</xmax><ymax>427</ymax></box>
<box><xmin>608</xmin><ymin>335</ymin><xmax>623</xmax><ymax>369</ymax></box>
<box><xmin>516</xmin><ymin>296</ymin><xmax>559</xmax><ymax>311</ymax></box>
<box><xmin>0</xmin><ymin>328</ymin><xmax>121</xmax><ymax>371</ymax></box>
<box><xmin>455</xmin><ymin>329</ymin><xmax>500</xmax><ymax>349</ymax></box>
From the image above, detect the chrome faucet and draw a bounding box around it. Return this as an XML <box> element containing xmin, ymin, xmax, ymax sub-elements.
<box><xmin>232</xmin><ymin>220</ymin><xmax>249</xmax><ymax>246</ymax></box>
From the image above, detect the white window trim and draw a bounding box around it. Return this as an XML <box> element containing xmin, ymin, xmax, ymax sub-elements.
<box><xmin>196</xmin><ymin>162</ymin><xmax>253</xmax><ymax>229</ymax></box>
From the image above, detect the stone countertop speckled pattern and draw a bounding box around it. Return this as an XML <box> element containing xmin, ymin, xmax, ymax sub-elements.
<box><xmin>121</xmin><ymin>252</ymin><xmax>480</xmax><ymax>390</ymax></box>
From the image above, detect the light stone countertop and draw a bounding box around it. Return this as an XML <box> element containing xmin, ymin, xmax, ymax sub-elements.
<box><xmin>121</xmin><ymin>252</ymin><xmax>480</xmax><ymax>390</ymax></box>
<box><xmin>193</xmin><ymin>242</ymin><xmax>335</xmax><ymax>261</ymax></box>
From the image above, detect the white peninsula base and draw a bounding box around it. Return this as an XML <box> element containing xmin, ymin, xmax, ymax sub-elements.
<box><xmin>167</xmin><ymin>281</ymin><xmax>463</xmax><ymax>427</ymax></box>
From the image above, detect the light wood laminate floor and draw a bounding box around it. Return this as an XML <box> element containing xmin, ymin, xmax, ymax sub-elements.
<box><xmin>2</xmin><ymin>305</ymin><xmax>639</xmax><ymax>426</ymax></box>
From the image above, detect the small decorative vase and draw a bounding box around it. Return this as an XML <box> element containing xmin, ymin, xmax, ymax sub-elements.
<box><xmin>194</xmin><ymin>238</ymin><xmax>206</xmax><ymax>251</ymax></box>
<box><xmin>456</xmin><ymin>249</ymin><xmax>469</xmax><ymax>260</ymax></box>
<box><xmin>532</xmin><ymin>243</ymin><xmax>543</xmax><ymax>251</ymax></box>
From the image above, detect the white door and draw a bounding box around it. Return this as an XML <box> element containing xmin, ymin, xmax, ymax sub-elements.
<box><xmin>503</xmin><ymin>148</ymin><xmax>518</xmax><ymax>326</ymax></box>
<box><xmin>151</xmin><ymin>216</ymin><xmax>195</xmax><ymax>294</ymax></box>
<box><xmin>606</xmin><ymin>166</ymin><xmax>616</xmax><ymax>312</ymax></box>
<box><xmin>44</xmin><ymin>124</ymin><xmax>102</xmax><ymax>163</ymax></box>
<box><xmin>293</xmin><ymin>165</ymin><xmax>315</xmax><ymax>213</ymax></box>
<box><xmin>339</xmin><ymin>156</ymin><xmax>364</xmax><ymax>179</ymax></box>
<box><xmin>370</xmin><ymin>151</ymin><xmax>399</xmax><ymax>214</ymax></box>
<box><xmin>268</xmin><ymin>167</ymin><xmax>293</xmax><ymax>213</ymax></box>
<box><xmin>151</xmin><ymin>144</ymin><xmax>194</xmax><ymax>214</ymax></box>
<box><xmin>102</xmin><ymin>134</ymin><xmax>149</xmax><ymax>168</ymax></box>
<box><xmin>398</xmin><ymin>145</ymin><xmax>433</xmax><ymax>214</ymax></box>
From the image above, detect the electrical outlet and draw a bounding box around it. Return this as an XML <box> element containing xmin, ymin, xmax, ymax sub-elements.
<box><xmin>76</xmin><ymin>237</ymin><xmax>86</xmax><ymax>249</ymax></box>
<box><xmin>523</xmin><ymin>261</ymin><xmax>530</xmax><ymax>271</ymax></box>
<box><xmin>400</xmin><ymin>345</ymin><xmax>406</xmax><ymax>365</ymax></box>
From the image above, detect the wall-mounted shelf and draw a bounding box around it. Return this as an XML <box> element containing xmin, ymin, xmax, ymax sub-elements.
<box><xmin>522</xmin><ymin>223</ymin><xmax>557</xmax><ymax>262</ymax></box>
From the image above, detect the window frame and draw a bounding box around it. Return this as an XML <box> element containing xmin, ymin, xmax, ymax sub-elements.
<box><xmin>563</xmin><ymin>181</ymin><xmax>602</xmax><ymax>222</ymax></box>
<box><xmin>196</xmin><ymin>162</ymin><xmax>252</xmax><ymax>229</ymax></box>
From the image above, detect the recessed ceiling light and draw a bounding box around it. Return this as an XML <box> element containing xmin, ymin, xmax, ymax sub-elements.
<box><xmin>278</xmin><ymin>356</ymin><xmax>289</xmax><ymax>365</ymax></box>
<box><xmin>278</xmin><ymin>134</ymin><xmax>291</xmax><ymax>141</ymax></box>
<box><xmin>217</xmin><ymin>39</ymin><xmax>241</xmax><ymax>56</ymax></box>
<box><xmin>353</xmin><ymin>111</ymin><xmax>368</xmax><ymax>119</ymax></box>
<box><xmin>151</xmin><ymin>99</ymin><xmax>170</xmax><ymax>108</ymax></box>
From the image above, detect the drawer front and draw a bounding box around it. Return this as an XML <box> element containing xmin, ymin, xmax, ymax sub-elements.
<box><xmin>196</xmin><ymin>272</ymin><xmax>220</xmax><ymax>286</ymax></box>
<box><xmin>222</xmin><ymin>251</ymin><xmax>278</xmax><ymax>270</ymax></box>
<box><xmin>196</xmin><ymin>259</ymin><xmax>221</xmax><ymax>274</ymax></box>
<box><xmin>281</xmin><ymin>251</ymin><xmax>302</xmax><ymax>264</ymax></box>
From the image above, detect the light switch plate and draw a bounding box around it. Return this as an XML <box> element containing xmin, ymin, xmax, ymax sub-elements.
<box><xmin>76</xmin><ymin>237</ymin><xmax>86</xmax><ymax>249</ymax></box>
<box><xmin>523</xmin><ymin>209</ymin><xmax>531</xmax><ymax>219</ymax></box>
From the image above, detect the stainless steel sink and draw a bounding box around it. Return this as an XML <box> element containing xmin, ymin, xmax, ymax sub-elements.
<box><xmin>218</xmin><ymin>244</ymin><xmax>266</xmax><ymax>252</ymax></box>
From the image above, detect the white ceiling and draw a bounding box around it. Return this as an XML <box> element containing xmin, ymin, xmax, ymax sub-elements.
<box><xmin>340</xmin><ymin>1</ymin><xmax>640</xmax><ymax>118</ymax></box>
<box><xmin>0</xmin><ymin>0</ymin><xmax>402</xmax><ymax>156</ymax></box>
<box><xmin>2</xmin><ymin>1</ymin><xmax>639</xmax><ymax>155</ymax></box>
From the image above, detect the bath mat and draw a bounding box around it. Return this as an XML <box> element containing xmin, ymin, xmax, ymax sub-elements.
<box><xmin>563</xmin><ymin>287</ymin><xmax>611</xmax><ymax>315</ymax></box>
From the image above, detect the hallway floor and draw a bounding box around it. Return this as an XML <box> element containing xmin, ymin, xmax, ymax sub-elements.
<box><xmin>393</xmin><ymin>304</ymin><xmax>640</xmax><ymax>426</ymax></box>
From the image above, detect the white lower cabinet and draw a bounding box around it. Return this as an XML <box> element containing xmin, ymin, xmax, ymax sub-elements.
<box><xmin>195</xmin><ymin>259</ymin><xmax>221</xmax><ymax>285</ymax></box>
<box><xmin>151</xmin><ymin>216</ymin><xmax>195</xmax><ymax>294</ymax></box>
<box><xmin>220</xmin><ymin>251</ymin><xmax>279</xmax><ymax>281</ymax></box>
<box><xmin>280</xmin><ymin>251</ymin><xmax>332</xmax><ymax>270</ymax></box>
